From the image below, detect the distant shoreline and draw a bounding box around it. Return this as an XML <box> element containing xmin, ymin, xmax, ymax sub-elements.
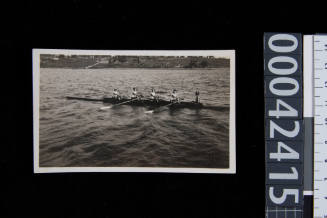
<box><xmin>40</xmin><ymin>54</ymin><xmax>230</xmax><ymax>69</ymax></box>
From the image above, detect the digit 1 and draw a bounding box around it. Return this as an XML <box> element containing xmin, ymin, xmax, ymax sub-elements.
<box><xmin>269</xmin><ymin>167</ymin><xmax>298</xmax><ymax>180</ymax></box>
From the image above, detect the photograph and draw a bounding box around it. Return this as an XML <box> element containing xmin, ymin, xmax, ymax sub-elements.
<box><xmin>33</xmin><ymin>50</ymin><xmax>235</xmax><ymax>173</ymax></box>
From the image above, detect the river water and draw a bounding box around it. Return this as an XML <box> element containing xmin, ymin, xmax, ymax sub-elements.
<box><xmin>39</xmin><ymin>68</ymin><xmax>230</xmax><ymax>168</ymax></box>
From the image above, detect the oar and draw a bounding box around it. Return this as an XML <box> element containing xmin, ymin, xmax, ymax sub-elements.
<box><xmin>144</xmin><ymin>101</ymin><xmax>177</xmax><ymax>114</ymax></box>
<box><xmin>100</xmin><ymin>98</ymin><xmax>138</xmax><ymax>110</ymax></box>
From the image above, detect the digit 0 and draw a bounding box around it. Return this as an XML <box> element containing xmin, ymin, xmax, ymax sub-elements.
<box><xmin>268</xmin><ymin>56</ymin><xmax>298</xmax><ymax>75</ymax></box>
<box><xmin>268</xmin><ymin>34</ymin><xmax>298</xmax><ymax>53</ymax></box>
<box><xmin>269</xmin><ymin>77</ymin><xmax>299</xmax><ymax>97</ymax></box>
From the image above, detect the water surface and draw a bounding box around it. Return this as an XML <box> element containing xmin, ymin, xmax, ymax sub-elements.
<box><xmin>39</xmin><ymin>68</ymin><xmax>230</xmax><ymax>168</ymax></box>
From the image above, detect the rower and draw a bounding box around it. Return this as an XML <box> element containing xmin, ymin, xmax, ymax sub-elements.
<box><xmin>150</xmin><ymin>88</ymin><xmax>156</xmax><ymax>100</ymax></box>
<box><xmin>170</xmin><ymin>89</ymin><xmax>179</xmax><ymax>102</ymax></box>
<box><xmin>195</xmin><ymin>89</ymin><xmax>200</xmax><ymax>103</ymax></box>
<box><xmin>113</xmin><ymin>88</ymin><xmax>121</xmax><ymax>100</ymax></box>
<box><xmin>131</xmin><ymin>87</ymin><xmax>138</xmax><ymax>99</ymax></box>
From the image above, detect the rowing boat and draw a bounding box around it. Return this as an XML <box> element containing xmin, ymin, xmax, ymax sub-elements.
<box><xmin>66</xmin><ymin>96</ymin><xmax>203</xmax><ymax>109</ymax></box>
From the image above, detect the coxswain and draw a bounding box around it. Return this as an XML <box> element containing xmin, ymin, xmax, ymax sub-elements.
<box><xmin>113</xmin><ymin>88</ymin><xmax>120</xmax><ymax>100</ymax></box>
<box><xmin>131</xmin><ymin>87</ymin><xmax>138</xmax><ymax>99</ymax></box>
<box><xmin>171</xmin><ymin>89</ymin><xmax>179</xmax><ymax>102</ymax></box>
<box><xmin>195</xmin><ymin>89</ymin><xmax>200</xmax><ymax>103</ymax></box>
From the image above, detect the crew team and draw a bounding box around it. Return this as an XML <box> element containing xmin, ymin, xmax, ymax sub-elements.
<box><xmin>112</xmin><ymin>88</ymin><xmax>200</xmax><ymax>103</ymax></box>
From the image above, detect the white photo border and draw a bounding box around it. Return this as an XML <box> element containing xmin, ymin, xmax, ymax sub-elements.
<box><xmin>33</xmin><ymin>49</ymin><xmax>236</xmax><ymax>174</ymax></box>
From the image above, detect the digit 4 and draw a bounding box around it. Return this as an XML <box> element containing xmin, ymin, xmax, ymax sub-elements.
<box><xmin>269</xmin><ymin>99</ymin><xmax>298</xmax><ymax>118</ymax></box>
<box><xmin>270</xmin><ymin>141</ymin><xmax>299</xmax><ymax>161</ymax></box>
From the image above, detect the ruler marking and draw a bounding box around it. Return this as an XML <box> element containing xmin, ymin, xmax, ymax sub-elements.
<box><xmin>314</xmin><ymin>36</ymin><xmax>327</xmax><ymax>217</ymax></box>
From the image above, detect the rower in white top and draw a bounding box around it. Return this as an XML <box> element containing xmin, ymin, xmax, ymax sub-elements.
<box><xmin>170</xmin><ymin>89</ymin><xmax>179</xmax><ymax>103</ymax></box>
<box><xmin>113</xmin><ymin>88</ymin><xmax>121</xmax><ymax>100</ymax></box>
<box><xmin>131</xmin><ymin>87</ymin><xmax>138</xmax><ymax>99</ymax></box>
<box><xmin>150</xmin><ymin>88</ymin><xmax>158</xmax><ymax>102</ymax></box>
<box><xmin>150</xmin><ymin>88</ymin><xmax>156</xmax><ymax>99</ymax></box>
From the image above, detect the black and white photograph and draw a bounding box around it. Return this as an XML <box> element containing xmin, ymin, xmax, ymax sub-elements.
<box><xmin>33</xmin><ymin>50</ymin><xmax>235</xmax><ymax>173</ymax></box>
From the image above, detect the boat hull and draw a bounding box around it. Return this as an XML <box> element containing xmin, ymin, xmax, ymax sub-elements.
<box><xmin>103</xmin><ymin>98</ymin><xmax>203</xmax><ymax>109</ymax></box>
<box><xmin>65</xmin><ymin>96</ymin><xmax>203</xmax><ymax>109</ymax></box>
